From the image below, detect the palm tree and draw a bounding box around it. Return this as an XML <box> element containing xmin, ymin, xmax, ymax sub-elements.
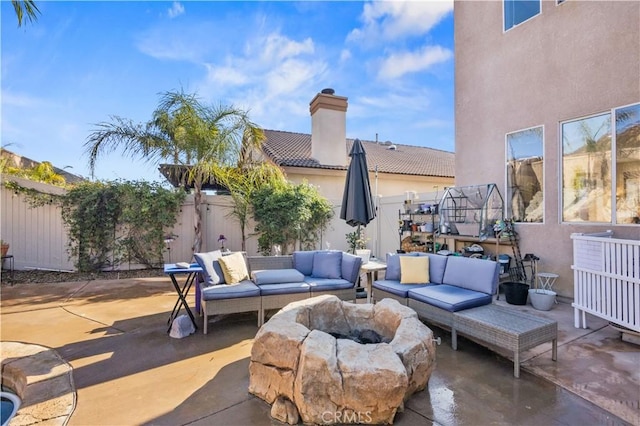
<box><xmin>12</xmin><ymin>0</ymin><xmax>40</xmax><ymax>27</ymax></box>
<box><xmin>85</xmin><ymin>89</ymin><xmax>265</xmax><ymax>253</ymax></box>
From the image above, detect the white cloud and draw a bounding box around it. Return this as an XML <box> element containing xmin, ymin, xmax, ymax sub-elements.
<box><xmin>204</xmin><ymin>64</ymin><xmax>249</xmax><ymax>86</ymax></box>
<box><xmin>168</xmin><ymin>2</ymin><xmax>185</xmax><ymax>19</ymax></box>
<box><xmin>340</xmin><ymin>49</ymin><xmax>352</xmax><ymax>63</ymax></box>
<box><xmin>378</xmin><ymin>45</ymin><xmax>452</xmax><ymax>80</ymax></box>
<box><xmin>348</xmin><ymin>0</ymin><xmax>453</xmax><ymax>44</ymax></box>
<box><xmin>251</xmin><ymin>33</ymin><xmax>315</xmax><ymax>64</ymax></box>
<box><xmin>195</xmin><ymin>31</ymin><xmax>328</xmax><ymax>130</ymax></box>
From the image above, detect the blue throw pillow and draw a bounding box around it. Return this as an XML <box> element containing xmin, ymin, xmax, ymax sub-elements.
<box><xmin>194</xmin><ymin>250</ymin><xmax>225</xmax><ymax>285</ymax></box>
<box><xmin>385</xmin><ymin>253</ymin><xmax>416</xmax><ymax>281</ymax></box>
<box><xmin>293</xmin><ymin>251</ymin><xmax>316</xmax><ymax>276</ymax></box>
<box><xmin>311</xmin><ymin>251</ymin><xmax>342</xmax><ymax>279</ymax></box>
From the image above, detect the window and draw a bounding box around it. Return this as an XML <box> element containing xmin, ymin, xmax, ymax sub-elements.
<box><xmin>504</xmin><ymin>0</ymin><xmax>541</xmax><ymax>31</ymax></box>
<box><xmin>506</xmin><ymin>126</ymin><xmax>544</xmax><ymax>223</ymax></box>
<box><xmin>561</xmin><ymin>103</ymin><xmax>640</xmax><ymax>224</ymax></box>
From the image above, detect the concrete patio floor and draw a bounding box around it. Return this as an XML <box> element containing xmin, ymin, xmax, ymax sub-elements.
<box><xmin>1</xmin><ymin>276</ymin><xmax>638</xmax><ymax>425</ymax></box>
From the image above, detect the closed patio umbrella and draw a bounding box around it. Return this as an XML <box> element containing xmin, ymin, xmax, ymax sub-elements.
<box><xmin>340</xmin><ymin>139</ymin><xmax>376</xmax><ymax>231</ymax></box>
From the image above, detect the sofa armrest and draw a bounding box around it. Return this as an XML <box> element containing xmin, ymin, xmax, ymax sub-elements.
<box><xmin>341</xmin><ymin>252</ymin><xmax>362</xmax><ymax>284</ymax></box>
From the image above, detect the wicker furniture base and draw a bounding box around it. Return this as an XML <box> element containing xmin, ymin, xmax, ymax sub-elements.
<box><xmin>202</xmin><ymin>296</ymin><xmax>262</xmax><ymax>334</ymax></box>
<box><xmin>373</xmin><ymin>288</ymin><xmax>409</xmax><ymax>306</ymax></box>
<box><xmin>452</xmin><ymin>305</ymin><xmax>557</xmax><ymax>378</ymax></box>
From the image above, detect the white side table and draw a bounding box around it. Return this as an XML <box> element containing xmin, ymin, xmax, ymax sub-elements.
<box><xmin>537</xmin><ymin>272</ymin><xmax>559</xmax><ymax>303</ymax></box>
<box><xmin>537</xmin><ymin>272</ymin><xmax>558</xmax><ymax>291</ymax></box>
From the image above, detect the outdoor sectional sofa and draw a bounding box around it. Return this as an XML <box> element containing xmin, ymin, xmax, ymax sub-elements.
<box><xmin>195</xmin><ymin>250</ymin><xmax>362</xmax><ymax>334</ymax></box>
<box><xmin>372</xmin><ymin>253</ymin><xmax>558</xmax><ymax>378</ymax></box>
<box><xmin>372</xmin><ymin>252</ymin><xmax>500</xmax><ymax>329</ymax></box>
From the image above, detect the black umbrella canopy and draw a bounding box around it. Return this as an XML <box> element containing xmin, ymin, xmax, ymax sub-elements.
<box><xmin>340</xmin><ymin>139</ymin><xmax>376</xmax><ymax>227</ymax></box>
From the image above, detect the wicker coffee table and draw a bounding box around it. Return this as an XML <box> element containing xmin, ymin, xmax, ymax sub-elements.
<box><xmin>451</xmin><ymin>304</ymin><xmax>557</xmax><ymax>378</ymax></box>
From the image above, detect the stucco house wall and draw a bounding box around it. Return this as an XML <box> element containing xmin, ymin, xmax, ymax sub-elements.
<box><xmin>454</xmin><ymin>0</ymin><xmax>640</xmax><ymax>298</ymax></box>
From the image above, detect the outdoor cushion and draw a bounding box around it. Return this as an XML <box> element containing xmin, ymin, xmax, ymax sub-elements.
<box><xmin>304</xmin><ymin>276</ymin><xmax>353</xmax><ymax>291</ymax></box>
<box><xmin>415</xmin><ymin>252</ymin><xmax>449</xmax><ymax>284</ymax></box>
<box><xmin>218</xmin><ymin>252</ymin><xmax>250</xmax><ymax>284</ymax></box>
<box><xmin>408</xmin><ymin>285</ymin><xmax>492</xmax><ymax>312</ymax></box>
<box><xmin>311</xmin><ymin>251</ymin><xmax>342</xmax><ymax>279</ymax></box>
<box><xmin>385</xmin><ymin>252</ymin><xmax>417</xmax><ymax>281</ymax></box>
<box><xmin>258</xmin><ymin>282</ymin><xmax>310</xmax><ymax>296</ymax></box>
<box><xmin>194</xmin><ymin>250</ymin><xmax>225</xmax><ymax>285</ymax></box>
<box><xmin>293</xmin><ymin>251</ymin><xmax>315</xmax><ymax>276</ymax></box>
<box><xmin>372</xmin><ymin>279</ymin><xmax>430</xmax><ymax>298</ymax></box>
<box><xmin>200</xmin><ymin>280</ymin><xmax>260</xmax><ymax>301</ymax></box>
<box><xmin>252</xmin><ymin>269</ymin><xmax>305</xmax><ymax>285</ymax></box>
<box><xmin>441</xmin><ymin>256</ymin><xmax>499</xmax><ymax>295</ymax></box>
<box><xmin>340</xmin><ymin>252</ymin><xmax>362</xmax><ymax>284</ymax></box>
<box><xmin>400</xmin><ymin>256</ymin><xmax>430</xmax><ymax>284</ymax></box>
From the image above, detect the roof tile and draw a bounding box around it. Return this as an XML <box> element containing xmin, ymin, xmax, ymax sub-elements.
<box><xmin>262</xmin><ymin>130</ymin><xmax>454</xmax><ymax>177</ymax></box>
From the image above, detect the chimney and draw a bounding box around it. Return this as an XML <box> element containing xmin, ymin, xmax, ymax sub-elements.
<box><xmin>310</xmin><ymin>88</ymin><xmax>348</xmax><ymax>167</ymax></box>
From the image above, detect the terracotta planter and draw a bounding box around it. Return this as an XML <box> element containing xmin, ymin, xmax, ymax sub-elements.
<box><xmin>1</xmin><ymin>244</ymin><xmax>9</xmax><ymax>257</ymax></box>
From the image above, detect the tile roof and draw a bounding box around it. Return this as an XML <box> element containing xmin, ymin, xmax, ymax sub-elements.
<box><xmin>261</xmin><ymin>130</ymin><xmax>455</xmax><ymax>178</ymax></box>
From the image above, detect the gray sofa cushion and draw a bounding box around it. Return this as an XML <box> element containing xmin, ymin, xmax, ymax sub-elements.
<box><xmin>200</xmin><ymin>280</ymin><xmax>259</xmax><ymax>301</ymax></box>
<box><xmin>408</xmin><ymin>285</ymin><xmax>492</xmax><ymax>312</ymax></box>
<box><xmin>372</xmin><ymin>279</ymin><xmax>430</xmax><ymax>298</ymax></box>
<box><xmin>252</xmin><ymin>269</ymin><xmax>305</xmax><ymax>285</ymax></box>
<box><xmin>385</xmin><ymin>252</ymin><xmax>416</xmax><ymax>280</ymax></box>
<box><xmin>441</xmin><ymin>256</ymin><xmax>499</xmax><ymax>295</ymax></box>
<box><xmin>341</xmin><ymin>252</ymin><xmax>362</xmax><ymax>284</ymax></box>
<box><xmin>194</xmin><ymin>250</ymin><xmax>225</xmax><ymax>285</ymax></box>
<box><xmin>415</xmin><ymin>252</ymin><xmax>449</xmax><ymax>284</ymax></box>
<box><xmin>293</xmin><ymin>251</ymin><xmax>315</xmax><ymax>275</ymax></box>
<box><xmin>304</xmin><ymin>276</ymin><xmax>353</xmax><ymax>292</ymax></box>
<box><xmin>311</xmin><ymin>251</ymin><xmax>342</xmax><ymax>279</ymax></box>
<box><xmin>259</xmin><ymin>282</ymin><xmax>310</xmax><ymax>296</ymax></box>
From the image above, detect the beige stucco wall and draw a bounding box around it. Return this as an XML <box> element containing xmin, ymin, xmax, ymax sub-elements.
<box><xmin>454</xmin><ymin>0</ymin><xmax>640</xmax><ymax>298</ymax></box>
<box><xmin>282</xmin><ymin>166</ymin><xmax>453</xmax><ymax>204</ymax></box>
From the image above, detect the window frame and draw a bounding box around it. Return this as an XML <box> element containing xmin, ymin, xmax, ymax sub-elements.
<box><xmin>505</xmin><ymin>124</ymin><xmax>545</xmax><ymax>224</ymax></box>
<box><xmin>559</xmin><ymin>102</ymin><xmax>640</xmax><ymax>226</ymax></box>
<box><xmin>503</xmin><ymin>0</ymin><xmax>542</xmax><ymax>32</ymax></box>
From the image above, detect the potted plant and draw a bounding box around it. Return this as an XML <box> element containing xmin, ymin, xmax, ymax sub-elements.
<box><xmin>1</xmin><ymin>240</ymin><xmax>9</xmax><ymax>257</ymax></box>
<box><xmin>346</xmin><ymin>228</ymin><xmax>370</xmax><ymax>263</ymax></box>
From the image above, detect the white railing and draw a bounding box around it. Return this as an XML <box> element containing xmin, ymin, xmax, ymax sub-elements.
<box><xmin>571</xmin><ymin>231</ymin><xmax>640</xmax><ymax>332</ymax></box>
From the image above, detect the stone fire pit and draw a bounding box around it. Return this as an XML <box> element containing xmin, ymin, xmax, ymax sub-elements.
<box><xmin>249</xmin><ymin>295</ymin><xmax>436</xmax><ymax>425</ymax></box>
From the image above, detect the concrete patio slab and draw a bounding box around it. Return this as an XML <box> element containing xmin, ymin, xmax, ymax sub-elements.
<box><xmin>1</xmin><ymin>277</ymin><xmax>637</xmax><ymax>425</ymax></box>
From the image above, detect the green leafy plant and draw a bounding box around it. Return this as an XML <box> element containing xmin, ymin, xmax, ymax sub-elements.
<box><xmin>60</xmin><ymin>180</ymin><xmax>185</xmax><ymax>272</ymax></box>
<box><xmin>346</xmin><ymin>228</ymin><xmax>368</xmax><ymax>253</ymax></box>
<box><xmin>251</xmin><ymin>180</ymin><xmax>333</xmax><ymax>255</ymax></box>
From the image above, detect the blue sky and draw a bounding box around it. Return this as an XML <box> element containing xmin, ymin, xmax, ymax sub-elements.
<box><xmin>2</xmin><ymin>1</ymin><xmax>454</xmax><ymax>182</ymax></box>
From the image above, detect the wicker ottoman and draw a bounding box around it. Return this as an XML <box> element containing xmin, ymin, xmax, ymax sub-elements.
<box><xmin>452</xmin><ymin>304</ymin><xmax>557</xmax><ymax>378</ymax></box>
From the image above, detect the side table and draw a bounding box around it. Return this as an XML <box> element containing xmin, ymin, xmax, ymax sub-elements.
<box><xmin>537</xmin><ymin>272</ymin><xmax>558</xmax><ymax>291</ymax></box>
<box><xmin>1</xmin><ymin>255</ymin><xmax>14</xmax><ymax>283</ymax></box>
<box><xmin>164</xmin><ymin>263</ymin><xmax>203</xmax><ymax>333</ymax></box>
<box><xmin>360</xmin><ymin>260</ymin><xmax>387</xmax><ymax>303</ymax></box>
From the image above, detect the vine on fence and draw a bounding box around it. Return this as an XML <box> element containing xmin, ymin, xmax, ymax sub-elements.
<box><xmin>60</xmin><ymin>181</ymin><xmax>185</xmax><ymax>272</ymax></box>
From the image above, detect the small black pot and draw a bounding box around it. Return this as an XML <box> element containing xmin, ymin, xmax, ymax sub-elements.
<box><xmin>502</xmin><ymin>282</ymin><xmax>529</xmax><ymax>305</ymax></box>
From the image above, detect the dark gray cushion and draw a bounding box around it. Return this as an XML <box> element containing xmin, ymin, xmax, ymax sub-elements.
<box><xmin>293</xmin><ymin>251</ymin><xmax>315</xmax><ymax>275</ymax></box>
<box><xmin>311</xmin><ymin>251</ymin><xmax>342</xmax><ymax>279</ymax></box>
<box><xmin>252</xmin><ymin>269</ymin><xmax>305</xmax><ymax>285</ymax></box>
<box><xmin>194</xmin><ymin>250</ymin><xmax>225</xmax><ymax>285</ymax></box>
